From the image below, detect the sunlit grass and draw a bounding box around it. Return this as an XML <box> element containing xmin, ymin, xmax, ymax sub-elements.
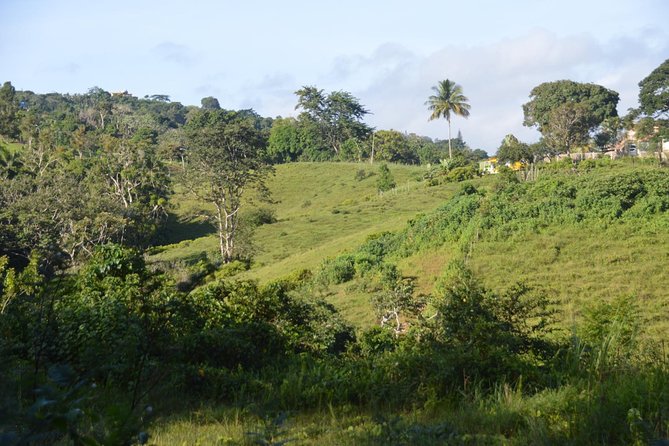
<box><xmin>150</xmin><ymin>162</ymin><xmax>459</xmax><ymax>281</ymax></box>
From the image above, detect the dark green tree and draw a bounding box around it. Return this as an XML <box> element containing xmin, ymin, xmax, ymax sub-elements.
<box><xmin>373</xmin><ymin>129</ymin><xmax>418</xmax><ymax>164</ymax></box>
<box><xmin>267</xmin><ymin>117</ymin><xmax>303</xmax><ymax>162</ymax></box>
<box><xmin>638</xmin><ymin>58</ymin><xmax>669</xmax><ymax>118</ymax></box>
<box><xmin>522</xmin><ymin>80</ymin><xmax>619</xmax><ymax>153</ymax></box>
<box><xmin>496</xmin><ymin>134</ymin><xmax>532</xmax><ymax>164</ymax></box>
<box><xmin>376</xmin><ymin>163</ymin><xmax>396</xmax><ymax>192</ymax></box>
<box><xmin>294</xmin><ymin>86</ymin><xmax>371</xmax><ymax>158</ymax></box>
<box><xmin>426</xmin><ymin>79</ymin><xmax>471</xmax><ymax>159</ymax></box>
<box><xmin>200</xmin><ymin>96</ymin><xmax>221</xmax><ymax>110</ymax></box>
<box><xmin>0</xmin><ymin>81</ymin><xmax>19</xmax><ymax>140</ymax></box>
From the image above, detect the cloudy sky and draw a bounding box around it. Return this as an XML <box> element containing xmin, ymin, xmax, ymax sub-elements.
<box><xmin>1</xmin><ymin>0</ymin><xmax>667</xmax><ymax>152</ymax></box>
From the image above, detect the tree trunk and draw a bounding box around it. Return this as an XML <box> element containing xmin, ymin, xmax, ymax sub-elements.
<box><xmin>447</xmin><ymin>117</ymin><xmax>452</xmax><ymax>159</ymax></box>
<box><xmin>370</xmin><ymin>132</ymin><xmax>375</xmax><ymax>164</ymax></box>
<box><xmin>214</xmin><ymin>200</ymin><xmax>238</xmax><ymax>263</ymax></box>
<box><xmin>214</xmin><ymin>203</ymin><xmax>228</xmax><ymax>262</ymax></box>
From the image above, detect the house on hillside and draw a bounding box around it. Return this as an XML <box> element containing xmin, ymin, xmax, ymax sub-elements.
<box><xmin>479</xmin><ymin>157</ymin><xmax>498</xmax><ymax>174</ymax></box>
<box><xmin>478</xmin><ymin>157</ymin><xmax>526</xmax><ymax>174</ymax></box>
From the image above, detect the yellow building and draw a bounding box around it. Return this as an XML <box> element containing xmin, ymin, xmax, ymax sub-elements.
<box><xmin>478</xmin><ymin>157</ymin><xmax>525</xmax><ymax>174</ymax></box>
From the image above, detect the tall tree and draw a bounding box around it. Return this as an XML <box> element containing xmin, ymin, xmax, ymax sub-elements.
<box><xmin>543</xmin><ymin>103</ymin><xmax>591</xmax><ymax>155</ymax></box>
<box><xmin>426</xmin><ymin>79</ymin><xmax>471</xmax><ymax>159</ymax></box>
<box><xmin>0</xmin><ymin>81</ymin><xmax>19</xmax><ymax>140</ymax></box>
<box><xmin>522</xmin><ymin>80</ymin><xmax>619</xmax><ymax>153</ymax></box>
<box><xmin>268</xmin><ymin>117</ymin><xmax>303</xmax><ymax>163</ymax></box>
<box><xmin>185</xmin><ymin>109</ymin><xmax>271</xmax><ymax>263</ymax></box>
<box><xmin>294</xmin><ymin>86</ymin><xmax>371</xmax><ymax>158</ymax></box>
<box><xmin>638</xmin><ymin>58</ymin><xmax>669</xmax><ymax>118</ymax></box>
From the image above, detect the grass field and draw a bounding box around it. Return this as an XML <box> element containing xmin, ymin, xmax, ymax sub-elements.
<box><xmin>149</xmin><ymin>162</ymin><xmax>462</xmax><ymax>278</ymax></box>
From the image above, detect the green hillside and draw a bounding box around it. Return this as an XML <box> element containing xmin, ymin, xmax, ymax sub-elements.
<box><xmin>147</xmin><ymin>159</ymin><xmax>669</xmax><ymax>445</ymax></box>
<box><xmin>150</xmin><ymin>160</ymin><xmax>669</xmax><ymax>336</ymax></box>
<box><xmin>149</xmin><ymin>162</ymin><xmax>466</xmax><ymax>279</ymax></box>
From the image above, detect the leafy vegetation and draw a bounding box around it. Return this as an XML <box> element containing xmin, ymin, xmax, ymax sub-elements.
<box><xmin>2</xmin><ymin>68</ymin><xmax>669</xmax><ymax>444</ymax></box>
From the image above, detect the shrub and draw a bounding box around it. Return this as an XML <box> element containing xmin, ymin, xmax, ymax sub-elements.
<box><xmin>318</xmin><ymin>255</ymin><xmax>356</xmax><ymax>284</ymax></box>
<box><xmin>243</xmin><ymin>207</ymin><xmax>277</xmax><ymax>226</ymax></box>
<box><xmin>421</xmin><ymin>262</ymin><xmax>558</xmax><ymax>385</ymax></box>
<box><xmin>445</xmin><ymin>164</ymin><xmax>479</xmax><ymax>182</ymax></box>
<box><xmin>376</xmin><ymin>163</ymin><xmax>396</xmax><ymax>192</ymax></box>
<box><xmin>355</xmin><ymin>168</ymin><xmax>371</xmax><ymax>181</ymax></box>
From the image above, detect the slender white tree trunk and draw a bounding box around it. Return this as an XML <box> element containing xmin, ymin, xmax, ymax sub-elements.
<box><xmin>447</xmin><ymin>116</ymin><xmax>452</xmax><ymax>159</ymax></box>
<box><xmin>214</xmin><ymin>202</ymin><xmax>227</xmax><ymax>261</ymax></box>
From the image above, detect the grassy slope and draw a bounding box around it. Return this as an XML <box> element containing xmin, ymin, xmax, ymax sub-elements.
<box><xmin>150</xmin><ymin>162</ymin><xmax>460</xmax><ymax>275</ymax></box>
<box><xmin>149</xmin><ymin>162</ymin><xmax>464</xmax><ymax>326</ymax></box>
<box><xmin>242</xmin><ymin>163</ymin><xmax>464</xmax><ymax>281</ymax></box>
<box><xmin>152</xmin><ymin>162</ymin><xmax>669</xmax><ymax>333</ymax></box>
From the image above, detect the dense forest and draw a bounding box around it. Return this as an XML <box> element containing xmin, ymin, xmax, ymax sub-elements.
<box><xmin>1</xmin><ymin>58</ymin><xmax>669</xmax><ymax>445</ymax></box>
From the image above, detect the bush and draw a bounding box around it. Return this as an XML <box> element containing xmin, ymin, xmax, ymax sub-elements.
<box><xmin>318</xmin><ymin>255</ymin><xmax>356</xmax><ymax>284</ymax></box>
<box><xmin>376</xmin><ymin>163</ymin><xmax>396</xmax><ymax>192</ymax></box>
<box><xmin>243</xmin><ymin>207</ymin><xmax>277</xmax><ymax>226</ymax></box>
<box><xmin>420</xmin><ymin>262</ymin><xmax>558</xmax><ymax>385</ymax></box>
<box><xmin>445</xmin><ymin>164</ymin><xmax>479</xmax><ymax>182</ymax></box>
<box><xmin>354</xmin><ymin>168</ymin><xmax>372</xmax><ymax>181</ymax></box>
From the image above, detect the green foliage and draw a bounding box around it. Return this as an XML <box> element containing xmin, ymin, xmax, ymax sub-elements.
<box><xmin>395</xmin><ymin>187</ymin><xmax>482</xmax><ymax>256</ymax></box>
<box><xmin>376</xmin><ymin>163</ymin><xmax>396</xmax><ymax>192</ymax></box>
<box><xmin>83</xmin><ymin>243</ymin><xmax>146</xmax><ymax>280</ymax></box>
<box><xmin>580</xmin><ymin>294</ymin><xmax>641</xmax><ymax>362</ymax></box>
<box><xmin>293</xmin><ymin>86</ymin><xmax>372</xmax><ymax>159</ymax></box>
<box><xmin>424</xmin><ymin>157</ymin><xmax>479</xmax><ymax>186</ymax></box>
<box><xmin>55</xmin><ymin>245</ymin><xmax>176</xmax><ymax>383</ymax></box>
<box><xmin>0</xmin><ymin>81</ymin><xmax>19</xmax><ymax>139</ymax></box>
<box><xmin>267</xmin><ymin>117</ymin><xmax>303</xmax><ymax>163</ymax></box>
<box><xmin>523</xmin><ymin>80</ymin><xmax>619</xmax><ymax>130</ymax></box>
<box><xmin>421</xmin><ymin>262</ymin><xmax>557</xmax><ymax>384</ymax></box>
<box><xmin>317</xmin><ymin>255</ymin><xmax>356</xmax><ymax>285</ymax></box>
<box><xmin>243</xmin><ymin>207</ymin><xmax>277</xmax><ymax>227</ymax></box>
<box><xmin>523</xmin><ymin>80</ymin><xmax>619</xmax><ymax>153</ymax></box>
<box><xmin>638</xmin><ymin>58</ymin><xmax>669</xmax><ymax>118</ymax></box>
<box><xmin>182</xmin><ymin>277</ymin><xmax>354</xmax><ymax>367</ymax></box>
<box><xmin>185</xmin><ymin>108</ymin><xmax>272</xmax><ymax>262</ymax></box>
<box><xmin>356</xmin><ymin>326</ymin><xmax>398</xmax><ymax>357</ymax></box>
<box><xmin>370</xmin><ymin>275</ymin><xmax>423</xmax><ymax>334</ymax></box>
<box><xmin>372</xmin><ymin>129</ymin><xmax>419</xmax><ymax>164</ymax></box>
<box><xmin>496</xmin><ymin>134</ymin><xmax>533</xmax><ymax>164</ymax></box>
<box><xmin>200</xmin><ymin>96</ymin><xmax>221</xmax><ymax>110</ymax></box>
<box><xmin>0</xmin><ymin>364</ymin><xmax>150</xmax><ymax>446</ymax></box>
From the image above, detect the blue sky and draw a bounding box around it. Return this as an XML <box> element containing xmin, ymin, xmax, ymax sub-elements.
<box><xmin>1</xmin><ymin>0</ymin><xmax>667</xmax><ymax>152</ymax></box>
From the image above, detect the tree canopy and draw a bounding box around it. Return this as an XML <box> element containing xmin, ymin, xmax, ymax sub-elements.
<box><xmin>638</xmin><ymin>58</ymin><xmax>669</xmax><ymax>118</ymax></box>
<box><xmin>294</xmin><ymin>86</ymin><xmax>372</xmax><ymax>157</ymax></box>
<box><xmin>184</xmin><ymin>109</ymin><xmax>271</xmax><ymax>263</ymax></box>
<box><xmin>522</xmin><ymin>80</ymin><xmax>619</xmax><ymax>153</ymax></box>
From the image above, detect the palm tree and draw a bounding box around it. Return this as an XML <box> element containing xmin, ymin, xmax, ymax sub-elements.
<box><xmin>426</xmin><ymin>79</ymin><xmax>471</xmax><ymax>159</ymax></box>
